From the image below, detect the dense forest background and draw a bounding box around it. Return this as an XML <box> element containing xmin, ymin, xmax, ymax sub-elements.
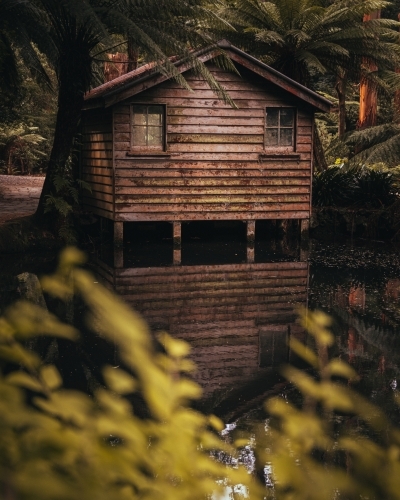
<box><xmin>3</xmin><ymin>0</ymin><xmax>400</xmax><ymax>223</ymax></box>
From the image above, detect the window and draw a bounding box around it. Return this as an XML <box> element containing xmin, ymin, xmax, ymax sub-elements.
<box><xmin>265</xmin><ymin>108</ymin><xmax>295</xmax><ymax>148</ymax></box>
<box><xmin>131</xmin><ymin>104</ymin><xmax>165</xmax><ymax>151</ymax></box>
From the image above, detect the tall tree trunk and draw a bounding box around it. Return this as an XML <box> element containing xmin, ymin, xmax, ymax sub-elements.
<box><xmin>127</xmin><ymin>38</ymin><xmax>139</xmax><ymax>72</ymax></box>
<box><xmin>357</xmin><ymin>10</ymin><xmax>381</xmax><ymax>129</ymax></box>
<box><xmin>394</xmin><ymin>14</ymin><xmax>400</xmax><ymax>123</ymax></box>
<box><xmin>34</xmin><ymin>51</ymin><xmax>85</xmax><ymax>225</ymax></box>
<box><xmin>335</xmin><ymin>72</ymin><xmax>347</xmax><ymax>139</ymax></box>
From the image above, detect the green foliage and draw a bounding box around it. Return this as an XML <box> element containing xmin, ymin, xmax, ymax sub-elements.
<box><xmin>257</xmin><ymin>308</ymin><xmax>400</xmax><ymax>500</ymax></box>
<box><xmin>44</xmin><ymin>163</ymin><xmax>92</xmax><ymax>244</ymax></box>
<box><xmin>0</xmin><ymin>123</ymin><xmax>47</xmax><ymax>175</ymax></box>
<box><xmin>312</xmin><ymin>165</ymin><xmax>357</xmax><ymax>206</ymax></box>
<box><xmin>313</xmin><ymin>164</ymin><xmax>398</xmax><ymax>208</ymax></box>
<box><xmin>4</xmin><ymin>250</ymin><xmax>400</xmax><ymax>498</ymax></box>
<box><xmin>0</xmin><ymin>248</ymin><xmax>263</xmax><ymax>500</ymax></box>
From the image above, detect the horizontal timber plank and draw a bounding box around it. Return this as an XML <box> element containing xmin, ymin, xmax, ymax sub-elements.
<box><xmin>130</xmin><ymin>306</ymin><xmax>301</xmax><ymax>322</ymax></box>
<box><xmin>298</xmin><ymin>126</ymin><xmax>312</xmax><ymax>135</ymax></box>
<box><xmin>86</xmin><ymin>182</ymin><xmax>113</xmax><ymax>194</ymax></box>
<box><xmin>84</xmin><ymin>191</ymin><xmax>113</xmax><ymax>202</ymax></box>
<box><xmin>82</xmin><ymin>151</ymin><xmax>112</xmax><ymax>160</ymax></box>
<box><xmin>167</xmin><ymin>107</ymin><xmax>265</xmax><ymax>117</ymax></box>
<box><xmin>116</xmin><ymin>279</ymin><xmax>307</xmax><ymax>296</ymax></box>
<box><xmin>163</xmin><ymin>80</ymin><xmax>275</xmax><ymax>92</ymax></box>
<box><xmin>185</xmin><ymin>70</ymin><xmax>248</xmax><ymax>82</ymax></box>
<box><xmin>167</xmin><ymin>116</ymin><xmax>263</xmax><ymax>126</ymax></box>
<box><xmin>114</xmin><ymin>113</ymin><xmax>129</xmax><ymax>123</ymax></box>
<box><xmin>115</xmin><ymin>187</ymin><xmax>309</xmax><ymax>196</ymax></box>
<box><xmin>82</xmin><ymin>133</ymin><xmax>112</xmax><ymax>141</ymax></box>
<box><xmin>115</xmin><ymin>211</ymin><xmax>309</xmax><ymax>221</ymax></box>
<box><xmin>168</xmin><ymin>134</ymin><xmax>264</xmax><ymax>144</ymax></box>
<box><xmin>82</xmin><ymin>159</ymin><xmax>112</xmax><ymax>168</ymax></box>
<box><xmin>296</xmin><ymin>144</ymin><xmax>312</xmax><ymax>152</ymax></box>
<box><xmin>126</xmin><ymin>97</ymin><xmax>292</xmax><ymax>108</ymax></box>
<box><xmin>82</xmin><ymin>144</ymin><xmax>113</xmax><ymax>151</ymax></box>
<box><xmin>116</xmin><ymin>268</ymin><xmax>308</xmax><ymax>285</ymax></box>
<box><xmin>82</xmin><ymin>198</ymin><xmax>113</xmax><ymax>212</ymax></box>
<box><xmin>139</xmin><ymin>89</ymin><xmax>282</xmax><ymax>100</ymax></box>
<box><xmin>115</xmin><ymin>196</ymin><xmax>309</xmax><ymax>205</ymax></box>
<box><xmin>114</xmin><ymin>151</ymin><xmax>311</xmax><ymax>161</ymax></box>
<box><xmin>115</xmin><ymin>201</ymin><xmax>309</xmax><ymax>211</ymax></box>
<box><xmin>82</xmin><ymin>125</ymin><xmax>112</xmax><ymax>134</ymax></box>
<box><xmin>116</xmin><ymin>261</ymin><xmax>307</xmax><ymax>277</ymax></box>
<box><xmin>114</xmin><ymin>123</ymin><xmax>130</xmax><ymax>133</ymax></box>
<box><xmin>83</xmin><ymin>173</ymin><xmax>113</xmax><ymax>185</ymax></box>
<box><xmin>82</xmin><ymin>205</ymin><xmax>113</xmax><ymax>219</ymax></box>
<box><xmin>115</xmin><ymin>142</ymin><xmax>268</xmax><ymax>153</ymax></box>
<box><xmin>119</xmin><ymin>291</ymin><xmax>306</xmax><ymax>306</ymax></box>
<box><xmin>115</xmin><ymin>177</ymin><xmax>310</xmax><ymax>187</ymax></box>
<box><xmin>167</xmin><ymin>125</ymin><xmax>264</xmax><ymax>134</ymax></box>
<box><xmin>114</xmin><ymin>163</ymin><xmax>310</xmax><ymax>175</ymax></box>
<box><xmin>165</xmin><ymin>144</ymin><xmax>266</xmax><ymax>153</ymax></box>
<box><xmin>82</xmin><ymin>168</ymin><xmax>113</xmax><ymax>178</ymax></box>
<box><xmin>122</xmin><ymin>292</ymin><xmax>307</xmax><ymax>309</ymax></box>
<box><xmin>297</xmin><ymin>136</ymin><xmax>312</xmax><ymax>145</ymax></box>
<box><xmin>297</xmin><ymin>116</ymin><xmax>312</xmax><ymax>126</ymax></box>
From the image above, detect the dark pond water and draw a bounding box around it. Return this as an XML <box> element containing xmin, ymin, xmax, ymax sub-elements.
<box><xmin>2</xmin><ymin>230</ymin><xmax>400</xmax><ymax>475</ymax></box>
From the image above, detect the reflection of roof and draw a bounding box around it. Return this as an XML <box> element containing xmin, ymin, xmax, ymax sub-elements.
<box><xmin>84</xmin><ymin>40</ymin><xmax>332</xmax><ymax>113</ymax></box>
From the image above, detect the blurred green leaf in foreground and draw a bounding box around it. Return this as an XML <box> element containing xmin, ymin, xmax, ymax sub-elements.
<box><xmin>1</xmin><ymin>248</ymin><xmax>400</xmax><ymax>499</ymax></box>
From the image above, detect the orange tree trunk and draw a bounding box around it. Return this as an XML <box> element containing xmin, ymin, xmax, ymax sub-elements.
<box><xmin>357</xmin><ymin>10</ymin><xmax>381</xmax><ymax>129</ymax></box>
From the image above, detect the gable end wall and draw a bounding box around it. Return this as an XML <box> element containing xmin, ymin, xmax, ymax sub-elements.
<box><xmin>109</xmin><ymin>63</ymin><xmax>314</xmax><ymax>222</ymax></box>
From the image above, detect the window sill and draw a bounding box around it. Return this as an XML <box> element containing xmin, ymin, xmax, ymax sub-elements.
<box><xmin>259</xmin><ymin>152</ymin><xmax>301</xmax><ymax>160</ymax></box>
<box><xmin>126</xmin><ymin>151</ymin><xmax>171</xmax><ymax>159</ymax></box>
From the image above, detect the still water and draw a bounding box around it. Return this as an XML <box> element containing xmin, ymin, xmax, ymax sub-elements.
<box><xmin>2</xmin><ymin>233</ymin><xmax>400</xmax><ymax>437</ymax></box>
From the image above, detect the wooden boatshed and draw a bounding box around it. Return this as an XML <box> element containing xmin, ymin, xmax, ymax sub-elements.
<box><xmin>92</xmin><ymin>258</ymin><xmax>308</xmax><ymax>405</ymax></box>
<box><xmin>81</xmin><ymin>40</ymin><xmax>331</xmax><ymax>259</ymax></box>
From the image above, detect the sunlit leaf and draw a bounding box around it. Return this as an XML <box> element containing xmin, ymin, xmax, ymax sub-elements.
<box><xmin>103</xmin><ymin>366</ymin><xmax>137</xmax><ymax>395</ymax></box>
<box><xmin>158</xmin><ymin>331</ymin><xmax>191</xmax><ymax>358</ymax></box>
<box><xmin>288</xmin><ymin>337</ymin><xmax>319</xmax><ymax>367</ymax></box>
<box><xmin>322</xmin><ymin>359</ymin><xmax>359</xmax><ymax>381</ymax></box>
<box><xmin>6</xmin><ymin>371</ymin><xmax>43</xmax><ymax>392</ymax></box>
<box><xmin>40</xmin><ymin>365</ymin><xmax>62</xmax><ymax>391</ymax></box>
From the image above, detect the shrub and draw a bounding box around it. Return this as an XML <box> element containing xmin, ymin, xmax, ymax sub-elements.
<box><xmin>2</xmin><ymin>249</ymin><xmax>400</xmax><ymax>499</ymax></box>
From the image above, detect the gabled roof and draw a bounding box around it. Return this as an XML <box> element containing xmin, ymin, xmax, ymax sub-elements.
<box><xmin>84</xmin><ymin>40</ymin><xmax>332</xmax><ymax>113</ymax></box>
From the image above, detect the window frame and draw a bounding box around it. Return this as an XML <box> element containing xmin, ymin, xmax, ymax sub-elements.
<box><xmin>130</xmin><ymin>103</ymin><xmax>167</xmax><ymax>154</ymax></box>
<box><xmin>264</xmin><ymin>107</ymin><xmax>296</xmax><ymax>152</ymax></box>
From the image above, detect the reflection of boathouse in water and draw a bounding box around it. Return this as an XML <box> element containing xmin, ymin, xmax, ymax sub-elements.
<box><xmin>92</xmin><ymin>257</ymin><xmax>308</xmax><ymax>408</ymax></box>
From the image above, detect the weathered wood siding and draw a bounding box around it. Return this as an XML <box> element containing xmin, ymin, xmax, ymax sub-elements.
<box><xmin>113</xmin><ymin>64</ymin><xmax>313</xmax><ymax>222</ymax></box>
<box><xmin>81</xmin><ymin>110</ymin><xmax>114</xmax><ymax>218</ymax></box>
<box><xmin>93</xmin><ymin>261</ymin><xmax>308</xmax><ymax>397</ymax></box>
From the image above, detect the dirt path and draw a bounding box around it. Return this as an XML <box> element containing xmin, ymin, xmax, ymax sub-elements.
<box><xmin>0</xmin><ymin>175</ymin><xmax>45</xmax><ymax>224</ymax></box>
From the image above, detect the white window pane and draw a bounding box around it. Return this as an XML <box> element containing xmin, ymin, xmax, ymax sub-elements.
<box><xmin>265</xmin><ymin>129</ymin><xmax>278</xmax><ymax>146</ymax></box>
<box><xmin>147</xmin><ymin>126</ymin><xmax>162</xmax><ymax>146</ymax></box>
<box><xmin>133</xmin><ymin>126</ymin><xmax>147</xmax><ymax>146</ymax></box>
<box><xmin>132</xmin><ymin>105</ymin><xmax>146</xmax><ymax>125</ymax></box>
<box><xmin>148</xmin><ymin>106</ymin><xmax>163</xmax><ymax>125</ymax></box>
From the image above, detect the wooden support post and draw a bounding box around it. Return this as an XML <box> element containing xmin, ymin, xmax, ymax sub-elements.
<box><xmin>114</xmin><ymin>248</ymin><xmax>124</xmax><ymax>269</ymax></box>
<box><xmin>173</xmin><ymin>222</ymin><xmax>182</xmax><ymax>266</ymax></box>
<box><xmin>247</xmin><ymin>245</ymin><xmax>255</xmax><ymax>263</ymax></box>
<box><xmin>247</xmin><ymin>220</ymin><xmax>255</xmax><ymax>263</ymax></box>
<box><xmin>113</xmin><ymin>221</ymin><xmax>124</xmax><ymax>267</ymax></box>
<box><xmin>114</xmin><ymin>221</ymin><xmax>123</xmax><ymax>248</ymax></box>
<box><xmin>173</xmin><ymin>222</ymin><xmax>182</xmax><ymax>247</ymax></box>
<box><xmin>173</xmin><ymin>248</ymin><xmax>182</xmax><ymax>266</ymax></box>
<box><xmin>300</xmin><ymin>219</ymin><xmax>310</xmax><ymax>262</ymax></box>
<box><xmin>247</xmin><ymin>220</ymin><xmax>256</xmax><ymax>243</ymax></box>
<box><xmin>300</xmin><ymin>219</ymin><xmax>309</xmax><ymax>239</ymax></box>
